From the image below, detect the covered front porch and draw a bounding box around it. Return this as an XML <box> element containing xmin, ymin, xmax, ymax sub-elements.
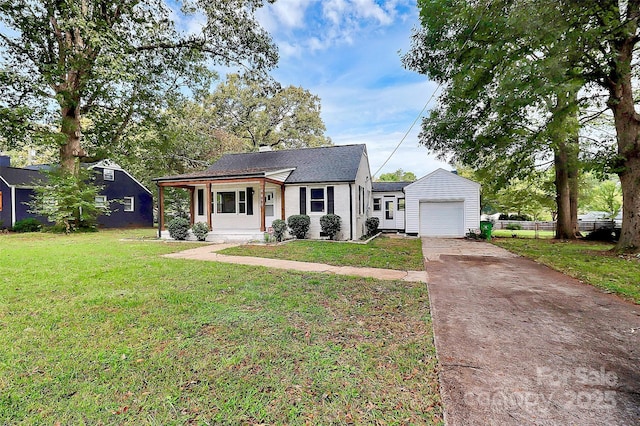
<box><xmin>155</xmin><ymin>170</ymin><xmax>291</xmax><ymax>242</ymax></box>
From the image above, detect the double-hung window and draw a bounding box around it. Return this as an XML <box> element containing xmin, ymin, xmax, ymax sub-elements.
<box><xmin>238</xmin><ymin>191</ymin><xmax>246</xmax><ymax>214</ymax></box>
<box><xmin>103</xmin><ymin>169</ymin><xmax>114</xmax><ymax>181</ymax></box>
<box><xmin>310</xmin><ymin>188</ymin><xmax>325</xmax><ymax>213</ymax></box>
<box><xmin>95</xmin><ymin>195</ymin><xmax>107</xmax><ymax>208</ymax></box>
<box><xmin>373</xmin><ymin>198</ymin><xmax>381</xmax><ymax>211</ymax></box>
<box><xmin>123</xmin><ymin>197</ymin><xmax>134</xmax><ymax>212</ymax></box>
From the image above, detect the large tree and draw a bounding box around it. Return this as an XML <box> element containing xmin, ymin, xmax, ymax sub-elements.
<box><xmin>404</xmin><ymin>0</ymin><xmax>585</xmax><ymax>240</ymax></box>
<box><xmin>203</xmin><ymin>73</ymin><xmax>332</xmax><ymax>150</ymax></box>
<box><xmin>405</xmin><ymin>0</ymin><xmax>640</xmax><ymax>251</ymax></box>
<box><xmin>0</xmin><ymin>0</ymin><xmax>277</xmax><ymax>174</ymax></box>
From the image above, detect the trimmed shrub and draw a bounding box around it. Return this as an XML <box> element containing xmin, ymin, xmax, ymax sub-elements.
<box><xmin>271</xmin><ymin>219</ymin><xmax>287</xmax><ymax>242</ymax></box>
<box><xmin>191</xmin><ymin>222</ymin><xmax>209</xmax><ymax>241</ymax></box>
<box><xmin>505</xmin><ymin>223</ymin><xmax>522</xmax><ymax>230</ymax></box>
<box><xmin>167</xmin><ymin>217</ymin><xmax>190</xmax><ymax>240</ymax></box>
<box><xmin>320</xmin><ymin>214</ymin><xmax>341</xmax><ymax>240</ymax></box>
<box><xmin>12</xmin><ymin>218</ymin><xmax>42</xmax><ymax>233</ymax></box>
<box><xmin>287</xmin><ymin>215</ymin><xmax>310</xmax><ymax>239</ymax></box>
<box><xmin>365</xmin><ymin>217</ymin><xmax>379</xmax><ymax>236</ymax></box>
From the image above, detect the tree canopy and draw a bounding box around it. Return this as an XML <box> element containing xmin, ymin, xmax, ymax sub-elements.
<box><xmin>377</xmin><ymin>169</ymin><xmax>417</xmax><ymax>182</ymax></box>
<box><xmin>203</xmin><ymin>73</ymin><xmax>332</xmax><ymax>151</ymax></box>
<box><xmin>0</xmin><ymin>0</ymin><xmax>278</xmax><ymax>173</ymax></box>
<box><xmin>405</xmin><ymin>0</ymin><xmax>640</xmax><ymax>251</ymax></box>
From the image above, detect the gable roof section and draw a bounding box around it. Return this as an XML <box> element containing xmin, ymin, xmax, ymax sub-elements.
<box><xmin>155</xmin><ymin>144</ymin><xmax>367</xmax><ymax>184</ymax></box>
<box><xmin>0</xmin><ymin>167</ymin><xmax>46</xmax><ymax>187</ymax></box>
<box><xmin>405</xmin><ymin>168</ymin><xmax>480</xmax><ymax>190</ymax></box>
<box><xmin>372</xmin><ymin>181</ymin><xmax>412</xmax><ymax>193</ymax></box>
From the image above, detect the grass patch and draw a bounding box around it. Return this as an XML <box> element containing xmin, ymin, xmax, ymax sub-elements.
<box><xmin>0</xmin><ymin>230</ymin><xmax>441</xmax><ymax>424</ymax></box>
<box><xmin>493</xmin><ymin>238</ymin><xmax>640</xmax><ymax>303</ymax></box>
<box><xmin>219</xmin><ymin>236</ymin><xmax>425</xmax><ymax>271</ymax></box>
<box><xmin>491</xmin><ymin>229</ymin><xmax>555</xmax><ymax>239</ymax></box>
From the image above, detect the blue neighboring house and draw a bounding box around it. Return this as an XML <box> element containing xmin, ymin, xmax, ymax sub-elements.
<box><xmin>0</xmin><ymin>156</ymin><xmax>153</xmax><ymax>229</ymax></box>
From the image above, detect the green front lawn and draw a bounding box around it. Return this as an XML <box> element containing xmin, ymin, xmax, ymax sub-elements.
<box><xmin>493</xmin><ymin>238</ymin><xmax>640</xmax><ymax>303</ymax></box>
<box><xmin>219</xmin><ymin>236</ymin><xmax>425</xmax><ymax>271</ymax></box>
<box><xmin>0</xmin><ymin>230</ymin><xmax>441</xmax><ymax>424</ymax></box>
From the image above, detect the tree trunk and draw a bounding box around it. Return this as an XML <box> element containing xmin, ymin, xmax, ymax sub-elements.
<box><xmin>618</xmin><ymin>156</ymin><xmax>640</xmax><ymax>251</ymax></box>
<box><xmin>554</xmin><ymin>146</ymin><xmax>574</xmax><ymax>239</ymax></box>
<box><xmin>552</xmin><ymin>90</ymin><xmax>580</xmax><ymax>240</ymax></box>
<box><xmin>59</xmin><ymin>103</ymin><xmax>84</xmax><ymax>175</ymax></box>
<box><xmin>607</xmin><ymin>35</ymin><xmax>640</xmax><ymax>253</ymax></box>
<box><xmin>567</xmin><ymin>133</ymin><xmax>580</xmax><ymax>237</ymax></box>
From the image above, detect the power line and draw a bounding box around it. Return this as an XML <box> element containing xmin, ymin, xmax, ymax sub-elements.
<box><xmin>372</xmin><ymin>82</ymin><xmax>441</xmax><ymax>178</ymax></box>
<box><xmin>373</xmin><ymin>4</ymin><xmax>489</xmax><ymax>178</ymax></box>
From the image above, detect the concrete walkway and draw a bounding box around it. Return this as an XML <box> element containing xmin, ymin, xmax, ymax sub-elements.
<box><xmin>163</xmin><ymin>243</ymin><xmax>428</xmax><ymax>283</ymax></box>
<box><xmin>422</xmin><ymin>238</ymin><xmax>640</xmax><ymax>425</ymax></box>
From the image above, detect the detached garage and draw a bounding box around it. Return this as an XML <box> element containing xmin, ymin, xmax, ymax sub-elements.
<box><xmin>404</xmin><ymin>169</ymin><xmax>480</xmax><ymax>237</ymax></box>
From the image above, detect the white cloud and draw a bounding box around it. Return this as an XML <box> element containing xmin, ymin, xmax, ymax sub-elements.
<box><xmin>270</xmin><ymin>0</ymin><xmax>311</xmax><ymax>29</ymax></box>
<box><xmin>323</xmin><ymin>0</ymin><xmax>349</xmax><ymax>25</ymax></box>
<box><xmin>352</xmin><ymin>0</ymin><xmax>393</xmax><ymax>25</ymax></box>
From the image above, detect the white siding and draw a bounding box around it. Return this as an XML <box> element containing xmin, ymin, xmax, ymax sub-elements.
<box><xmin>405</xmin><ymin>169</ymin><xmax>480</xmax><ymax>236</ymax></box>
<box><xmin>372</xmin><ymin>191</ymin><xmax>405</xmax><ymax>231</ymax></box>
<box><xmin>284</xmin><ymin>183</ymin><xmax>353</xmax><ymax>240</ymax></box>
<box><xmin>353</xmin><ymin>151</ymin><xmax>372</xmax><ymax>240</ymax></box>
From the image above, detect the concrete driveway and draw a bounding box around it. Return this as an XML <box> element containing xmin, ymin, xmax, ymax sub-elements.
<box><xmin>422</xmin><ymin>238</ymin><xmax>640</xmax><ymax>425</ymax></box>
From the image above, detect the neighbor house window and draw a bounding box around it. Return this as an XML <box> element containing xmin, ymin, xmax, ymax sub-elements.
<box><xmin>103</xmin><ymin>169</ymin><xmax>114</xmax><ymax>181</ymax></box>
<box><xmin>95</xmin><ymin>195</ymin><xmax>107</xmax><ymax>208</ymax></box>
<box><xmin>359</xmin><ymin>186</ymin><xmax>365</xmax><ymax>214</ymax></box>
<box><xmin>216</xmin><ymin>192</ymin><xmax>236</xmax><ymax>214</ymax></box>
<box><xmin>373</xmin><ymin>198</ymin><xmax>381</xmax><ymax>211</ymax></box>
<box><xmin>310</xmin><ymin>188</ymin><xmax>325</xmax><ymax>212</ymax></box>
<box><xmin>398</xmin><ymin>198</ymin><xmax>405</xmax><ymax>211</ymax></box>
<box><xmin>123</xmin><ymin>197</ymin><xmax>134</xmax><ymax>212</ymax></box>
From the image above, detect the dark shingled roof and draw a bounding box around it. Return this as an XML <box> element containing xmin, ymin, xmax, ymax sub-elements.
<box><xmin>156</xmin><ymin>144</ymin><xmax>367</xmax><ymax>183</ymax></box>
<box><xmin>372</xmin><ymin>181</ymin><xmax>411</xmax><ymax>192</ymax></box>
<box><xmin>0</xmin><ymin>167</ymin><xmax>46</xmax><ymax>187</ymax></box>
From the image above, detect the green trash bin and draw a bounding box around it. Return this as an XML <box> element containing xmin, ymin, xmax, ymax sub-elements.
<box><xmin>480</xmin><ymin>221</ymin><xmax>493</xmax><ymax>240</ymax></box>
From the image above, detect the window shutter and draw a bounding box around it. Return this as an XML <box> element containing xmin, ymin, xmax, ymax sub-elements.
<box><xmin>246</xmin><ymin>187</ymin><xmax>254</xmax><ymax>215</ymax></box>
<box><xmin>327</xmin><ymin>186</ymin><xmax>334</xmax><ymax>214</ymax></box>
<box><xmin>299</xmin><ymin>187</ymin><xmax>307</xmax><ymax>215</ymax></box>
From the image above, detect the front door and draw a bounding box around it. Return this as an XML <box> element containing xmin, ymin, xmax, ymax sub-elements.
<box><xmin>383</xmin><ymin>197</ymin><xmax>395</xmax><ymax>229</ymax></box>
<box><xmin>265</xmin><ymin>191</ymin><xmax>275</xmax><ymax>228</ymax></box>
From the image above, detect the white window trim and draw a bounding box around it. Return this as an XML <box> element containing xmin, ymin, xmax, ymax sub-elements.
<box><xmin>95</xmin><ymin>195</ymin><xmax>107</xmax><ymax>208</ymax></box>
<box><xmin>103</xmin><ymin>168</ymin><xmax>115</xmax><ymax>181</ymax></box>
<box><xmin>309</xmin><ymin>187</ymin><xmax>326</xmax><ymax>214</ymax></box>
<box><xmin>124</xmin><ymin>196</ymin><xmax>135</xmax><ymax>212</ymax></box>
<box><xmin>215</xmin><ymin>190</ymin><xmax>247</xmax><ymax>215</ymax></box>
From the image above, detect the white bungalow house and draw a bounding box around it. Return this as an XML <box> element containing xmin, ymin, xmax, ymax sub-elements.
<box><xmin>154</xmin><ymin>144</ymin><xmax>372</xmax><ymax>242</ymax></box>
<box><xmin>371</xmin><ymin>169</ymin><xmax>480</xmax><ymax>237</ymax></box>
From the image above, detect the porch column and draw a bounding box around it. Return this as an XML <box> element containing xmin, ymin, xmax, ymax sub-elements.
<box><xmin>260</xmin><ymin>178</ymin><xmax>266</xmax><ymax>232</ymax></box>
<box><xmin>189</xmin><ymin>188</ymin><xmax>195</xmax><ymax>226</ymax></box>
<box><xmin>158</xmin><ymin>185</ymin><xmax>165</xmax><ymax>237</ymax></box>
<box><xmin>280</xmin><ymin>185</ymin><xmax>286</xmax><ymax>220</ymax></box>
<box><xmin>206</xmin><ymin>182</ymin><xmax>212</xmax><ymax>231</ymax></box>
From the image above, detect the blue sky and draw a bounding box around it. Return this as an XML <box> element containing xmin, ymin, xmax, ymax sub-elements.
<box><xmin>254</xmin><ymin>0</ymin><xmax>451</xmax><ymax>178</ymax></box>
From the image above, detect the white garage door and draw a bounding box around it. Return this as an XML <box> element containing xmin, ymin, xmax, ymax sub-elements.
<box><xmin>420</xmin><ymin>201</ymin><xmax>465</xmax><ymax>237</ymax></box>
